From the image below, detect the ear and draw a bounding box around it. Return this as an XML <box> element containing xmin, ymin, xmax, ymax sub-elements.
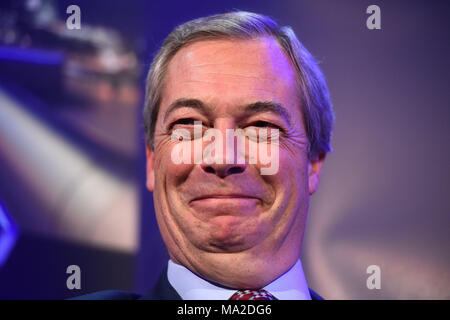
<box><xmin>308</xmin><ymin>152</ymin><xmax>326</xmax><ymax>195</ymax></box>
<box><xmin>146</xmin><ymin>143</ymin><xmax>155</xmax><ymax>192</ymax></box>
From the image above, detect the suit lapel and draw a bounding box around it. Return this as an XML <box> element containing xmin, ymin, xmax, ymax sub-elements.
<box><xmin>308</xmin><ymin>288</ymin><xmax>324</xmax><ymax>300</ymax></box>
<box><xmin>139</xmin><ymin>264</ymin><xmax>323</xmax><ymax>300</ymax></box>
<box><xmin>139</xmin><ymin>266</ymin><xmax>182</xmax><ymax>300</ymax></box>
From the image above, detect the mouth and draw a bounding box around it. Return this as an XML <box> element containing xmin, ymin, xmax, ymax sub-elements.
<box><xmin>189</xmin><ymin>194</ymin><xmax>261</xmax><ymax>214</ymax></box>
<box><xmin>187</xmin><ymin>192</ymin><xmax>265</xmax><ymax>229</ymax></box>
<box><xmin>191</xmin><ymin>194</ymin><xmax>260</xmax><ymax>202</ymax></box>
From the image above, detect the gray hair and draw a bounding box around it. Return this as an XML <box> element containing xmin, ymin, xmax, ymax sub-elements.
<box><xmin>143</xmin><ymin>11</ymin><xmax>334</xmax><ymax>159</ymax></box>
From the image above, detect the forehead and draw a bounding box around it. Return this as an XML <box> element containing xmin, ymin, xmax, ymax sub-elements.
<box><xmin>160</xmin><ymin>37</ymin><xmax>300</xmax><ymax>118</ymax></box>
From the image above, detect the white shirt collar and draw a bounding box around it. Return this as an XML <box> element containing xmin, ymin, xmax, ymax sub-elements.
<box><xmin>167</xmin><ymin>259</ymin><xmax>311</xmax><ymax>300</ymax></box>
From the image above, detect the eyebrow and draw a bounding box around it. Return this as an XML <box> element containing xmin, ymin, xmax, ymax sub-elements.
<box><xmin>163</xmin><ymin>98</ymin><xmax>292</xmax><ymax>127</ymax></box>
<box><xmin>163</xmin><ymin>98</ymin><xmax>211</xmax><ymax>123</ymax></box>
<box><xmin>242</xmin><ymin>101</ymin><xmax>292</xmax><ymax>127</ymax></box>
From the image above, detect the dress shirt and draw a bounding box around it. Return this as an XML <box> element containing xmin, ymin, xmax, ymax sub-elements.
<box><xmin>167</xmin><ymin>259</ymin><xmax>312</xmax><ymax>300</ymax></box>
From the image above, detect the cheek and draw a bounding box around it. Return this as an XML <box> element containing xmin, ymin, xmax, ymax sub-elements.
<box><xmin>154</xmin><ymin>146</ymin><xmax>192</xmax><ymax>188</ymax></box>
<box><xmin>271</xmin><ymin>148</ymin><xmax>309</xmax><ymax>194</ymax></box>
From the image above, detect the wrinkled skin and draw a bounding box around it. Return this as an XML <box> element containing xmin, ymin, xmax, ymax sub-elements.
<box><xmin>146</xmin><ymin>37</ymin><xmax>325</xmax><ymax>289</ymax></box>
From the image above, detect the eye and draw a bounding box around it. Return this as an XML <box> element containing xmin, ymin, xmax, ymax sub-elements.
<box><xmin>168</xmin><ymin>118</ymin><xmax>197</xmax><ymax>130</ymax></box>
<box><xmin>243</xmin><ymin>121</ymin><xmax>282</xmax><ymax>142</ymax></box>
<box><xmin>246</xmin><ymin>121</ymin><xmax>282</xmax><ymax>129</ymax></box>
<box><xmin>168</xmin><ymin>118</ymin><xmax>207</xmax><ymax>141</ymax></box>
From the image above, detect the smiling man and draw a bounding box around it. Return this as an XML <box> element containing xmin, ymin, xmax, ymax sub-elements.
<box><xmin>75</xmin><ymin>11</ymin><xmax>333</xmax><ymax>300</ymax></box>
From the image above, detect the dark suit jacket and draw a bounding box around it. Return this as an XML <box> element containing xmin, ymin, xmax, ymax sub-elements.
<box><xmin>72</xmin><ymin>266</ymin><xmax>323</xmax><ymax>300</ymax></box>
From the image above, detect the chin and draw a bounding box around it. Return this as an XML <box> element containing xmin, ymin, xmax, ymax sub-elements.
<box><xmin>209</xmin><ymin>265</ymin><xmax>277</xmax><ymax>290</ymax></box>
<box><xmin>205</xmin><ymin>229</ymin><xmax>265</xmax><ymax>254</ymax></box>
<box><xmin>193</xmin><ymin>248</ymin><xmax>282</xmax><ymax>289</ymax></box>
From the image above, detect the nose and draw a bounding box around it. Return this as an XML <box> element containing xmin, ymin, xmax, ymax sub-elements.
<box><xmin>201</xmin><ymin>161</ymin><xmax>247</xmax><ymax>178</ymax></box>
<box><xmin>199</xmin><ymin>118</ymin><xmax>248</xmax><ymax>178</ymax></box>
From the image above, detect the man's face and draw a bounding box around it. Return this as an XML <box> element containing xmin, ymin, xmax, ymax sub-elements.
<box><xmin>146</xmin><ymin>37</ymin><xmax>324</xmax><ymax>288</ymax></box>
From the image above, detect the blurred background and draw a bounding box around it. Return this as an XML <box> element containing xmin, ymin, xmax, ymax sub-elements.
<box><xmin>0</xmin><ymin>0</ymin><xmax>448</xmax><ymax>299</ymax></box>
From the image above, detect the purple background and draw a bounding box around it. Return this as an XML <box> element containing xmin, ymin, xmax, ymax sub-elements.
<box><xmin>0</xmin><ymin>0</ymin><xmax>448</xmax><ymax>299</ymax></box>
